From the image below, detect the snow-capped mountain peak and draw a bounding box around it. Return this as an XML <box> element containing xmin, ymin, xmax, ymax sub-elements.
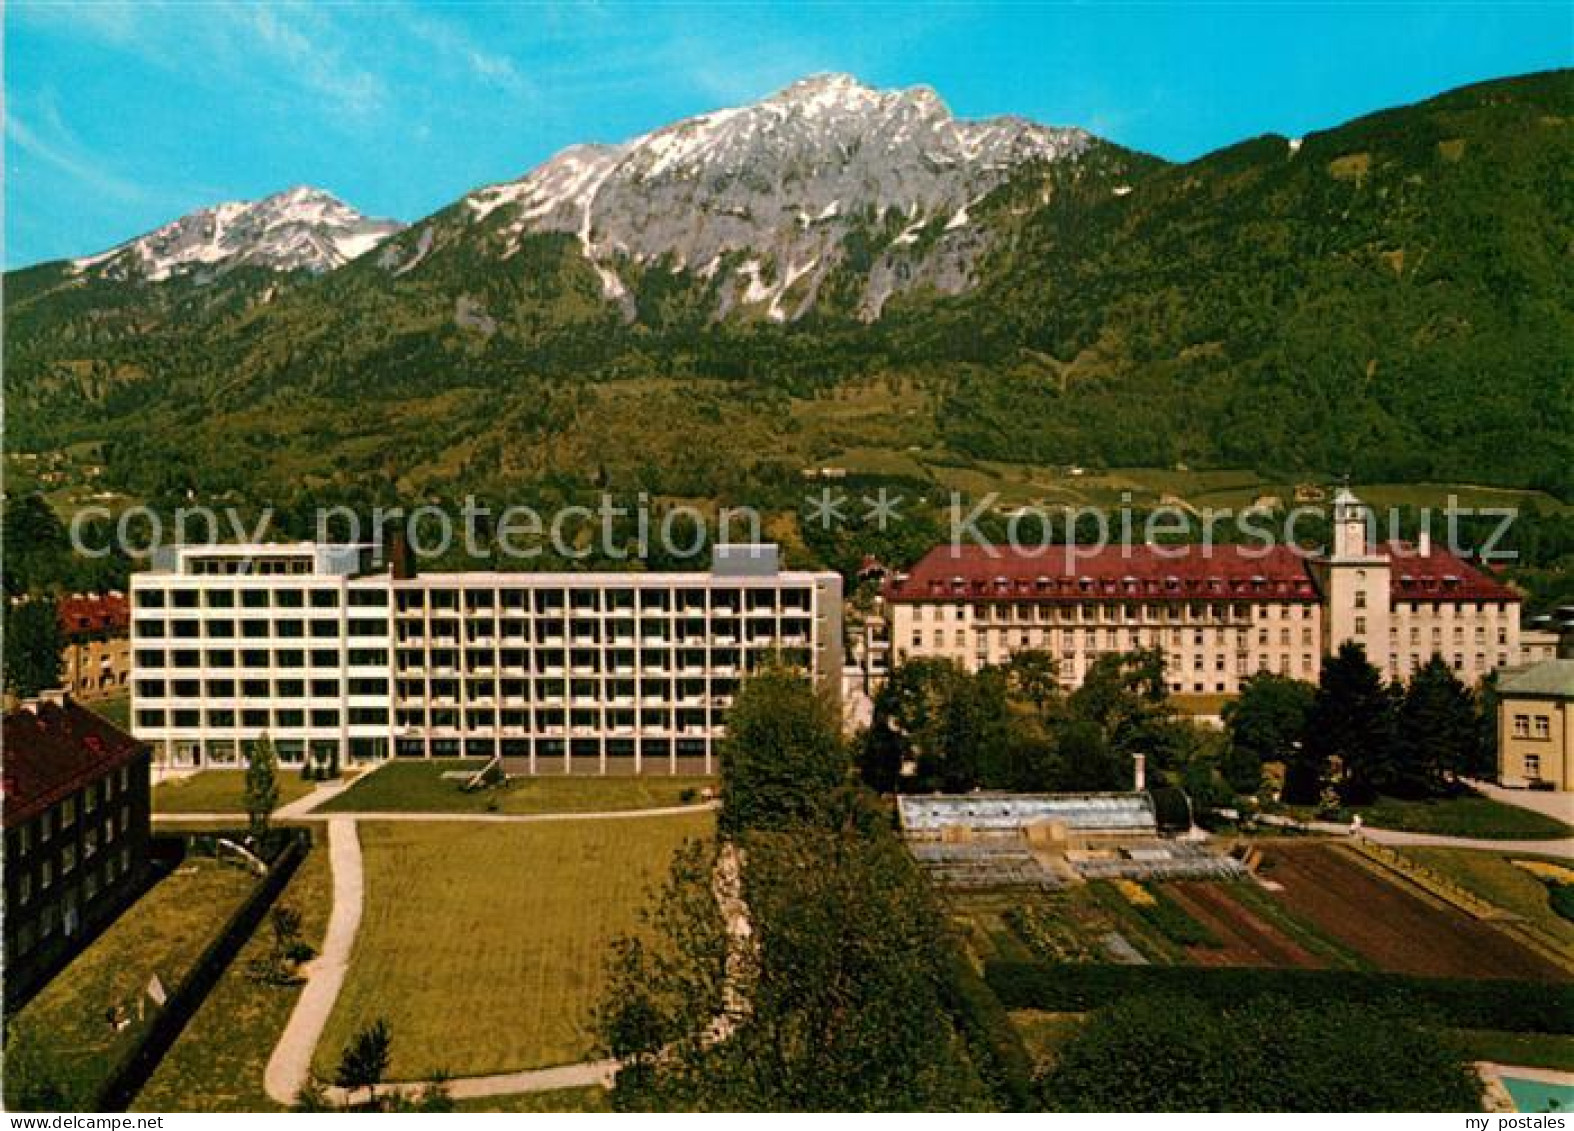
<box><xmin>446</xmin><ymin>73</ymin><xmax>1093</xmax><ymax>320</ymax></box>
<box><xmin>73</xmin><ymin>186</ymin><xmax>404</xmax><ymax>282</ymax></box>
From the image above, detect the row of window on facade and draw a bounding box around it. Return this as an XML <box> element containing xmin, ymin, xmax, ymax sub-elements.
<box><xmin>137</xmin><ymin>707</ymin><xmax>387</xmax><ymax>729</ymax></box>
<box><xmin>910</xmin><ymin>601</ymin><xmax>1319</xmax><ymax>623</ymax></box>
<box><xmin>391</xmin><ymin>589</ymin><xmax>812</xmax><ymax>614</ymax></box>
<box><xmin>1354</xmin><ymin>615</ymin><xmax>1512</xmax><ymax>648</ymax></box>
<box><xmin>909</xmin><ymin>626</ymin><xmax>1317</xmax><ymax>649</ymax></box>
<box><xmin>136</xmin><ymin>618</ymin><xmax>388</xmax><ymax>639</ymax></box>
<box><xmin>136</xmin><ymin>587</ymin><xmax>385</xmax><ymax>609</ymax></box>
<box><xmin>134</xmin><ymin>648</ymin><xmax>386</xmax><ymax>670</ymax></box>
<box><xmin>7</xmin><ymin>766</ymin><xmax>135</xmax><ymax>857</ymax></box>
<box><xmin>1512</xmin><ymin>714</ymin><xmax>1554</xmax><ymax>740</ymax></box>
<box><xmin>9</xmin><ymin>847</ymin><xmax>136</xmax><ymax>957</ymax></box>
<box><xmin>1389</xmin><ymin>652</ymin><xmax>1507</xmax><ymax>673</ymax></box>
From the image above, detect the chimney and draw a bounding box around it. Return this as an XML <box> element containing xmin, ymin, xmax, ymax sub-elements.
<box><xmin>1418</xmin><ymin>530</ymin><xmax>1432</xmax><ymax>557</ymax></box>
<box><xmin>1133</xmin><ymin>753</ymin><xmax>1147</xmax><ymax>792</ymax></box>
<box><xmin>388</xmin><ymin>527</ymin><xmax>415</xmax><ymax>581</ymax></box>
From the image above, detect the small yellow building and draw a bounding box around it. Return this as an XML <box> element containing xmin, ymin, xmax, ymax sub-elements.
<box><xmin>1497</xmin><ymin>659</ymin><xmax>1574</xmax><ymax>791</ymax></box>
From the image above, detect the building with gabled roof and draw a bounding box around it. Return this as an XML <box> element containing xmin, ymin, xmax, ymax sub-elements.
<box><xmin>1497</xmin><ymin>659</ymin><xmax>1574</xmax><ymax>791</ymax></box>
<box><xmin>881</xmin><ymin>490</ymin><xmax>1534</xmax><ymax>694</ymax></box>
<box><xmin>3</xmin><ymin>692</ymin><xmax>152</xmax><ymax>1007</ymax></box>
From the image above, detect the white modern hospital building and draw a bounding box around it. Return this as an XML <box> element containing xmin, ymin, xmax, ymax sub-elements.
<box><xmin>129</xmin><ymin>543</ymin><xmax>842</xmax><ymax>773</ymax></box>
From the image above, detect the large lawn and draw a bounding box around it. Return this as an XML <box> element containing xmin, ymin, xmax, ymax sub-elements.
<box><xmin>132</xmin><ymin>838</ymin><xmax>335</xmax><ymax>1112</ymax></box>
<box><xmin>4</xmin><ymin>857</ymin><xmax>258</xmax><ymax>1110</ymax></box>
<box><xmin>1352</xmin><ymin>795</ymin><xmax>1572</xmax><ymax>841</ymax></box>
<box><xmin>152</xmin><ymin>770</ymin><xmax>317</xmax><ymax>814</ymax></box>
<box><xmin>316</xmin><ymin>813</ymin><xmax>713</xmax><ymax>1080</ymax></box>
<box><xmin>317</xmin><ymin>760</ymin><xmax>715</xmax><ymax>816</ymax></box>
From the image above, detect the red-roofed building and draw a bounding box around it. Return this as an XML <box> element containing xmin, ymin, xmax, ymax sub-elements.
<box><xmin>880</xmin><ymin>490</ymin><xmax>1537</xmax><ymax>693</ymax></box>
<box><xmin>3</xmin><ymin>693</ymin><xmax>151</xmax><ymax>1008</ymax></box>
<box><xmin>884</xmin><ymin>543</ymin><xmax>1325</xmax><ymax>693</ymax></box>
<box><xmin>56</xmin><ymin>594</ymin><xmax>132</xmax><ymax>702</ymax></box>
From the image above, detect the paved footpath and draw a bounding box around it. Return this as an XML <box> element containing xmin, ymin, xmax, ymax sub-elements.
<box><xmin>264</xmin><ymin>817</ymin><xmax>365</xmax><ymax>1106</ymax></box>
<box><xmin>1257</xmin><ymin>813</ymin><xmax>1574</xmax><ymax>860</ymax></box>
<box><xmin>1356</xmin><ymin>827</ymin><xmax>1574</xmax><ymax>859</ymax></box>
<box><xmin>157</xmin><ymin>801</ymin><xmax>717</xmax><ymax>825</ymax></box>
<box><xmin>274</xmin><ymin>770</ymin><xmax>378</xmax><ymax>819</ymax></box>
<box><xmin>327</xmin><ymin>1059</ymin><xmax>620</xmax><ymax>1107</ymax></box>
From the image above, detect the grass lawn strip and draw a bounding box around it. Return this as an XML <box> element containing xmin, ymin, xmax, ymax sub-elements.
<box><xmin>1450</xmin><ymin>1030</ymin><xmax>1574</xmax><ymax>1074</ymax></box>
<box><xmin>1354</xmin><ymin>795</ymin><xmax>1571</xmax><ymax>841</ymax></box>
<box><xmin>153</xmin><ymin>771</ymin><xmax>316</xmax><ymax>814</ymax></box>
<box><xmin>131</xmin><ymin>840</ymin><xmax>334</xmax><ymax>1112</ymax></box>
<box><xmin>4</xmin><ymin>858</ymin><xmax>258</xmax><ymax>1109</ymax></box>
<box><xmin>316</xmin><ymin>760</ymin><xmax>715</xmax><ymax>815</ymax></box>
<box><xmin>1395</xmin><ymin>849</ymin><xmax>1574</xmax><ymax>950</ymax></box>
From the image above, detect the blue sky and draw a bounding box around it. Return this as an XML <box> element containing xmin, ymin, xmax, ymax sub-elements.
<box><xmin>6</xmin><ymin>1</ymin><xmax>1570</xmax><ymax>267</ymax></box>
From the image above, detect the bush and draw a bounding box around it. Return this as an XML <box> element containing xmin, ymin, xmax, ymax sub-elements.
<box><xmin>1549</xmin><ymin>882</ymin><xmax>1574</xmax><ymax>924</ymax></box>
<box><xmin>1039</xmin><ymin>993</ymin><xmax>1482</xmax><ymax>1111</ymax></box>
<box><xmin>986</xmin><ymin>961</ymin><xmax>1574</xmax><ymax>1034</ymax></box>
<box><xmin>937</xmin><ymin>951</ymin><xmax>1037</xmax><ymax>1111</ymax></box>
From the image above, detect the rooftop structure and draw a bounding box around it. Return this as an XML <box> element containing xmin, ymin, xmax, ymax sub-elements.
<box><xmin>897</xmin><ymin>792</ymin><xmax>1157</xmax><ymax>838</ymax></box>
<box><xmin>885</xmin><ymin>544</ymin><xmax>1320</xmax><ymax>604</ymax></box>
<box><xmin>1498</xmin><ymin>658</ymin><xmax>1574</xmax><ymax>700</ymax></box>
<box><xmin>3</xmin><ymin>694</ymin><xmax>146</xmax><ymax>826</ymax></box>
<box><xmin>3</xmin><ymin>694</ymin><xmax>153</xmax><ymax>1007</ymax></box>
<box><xmin>56</xmin><ymin>593</ymin><xmax>130</xmax><ymax>639</ymax></box>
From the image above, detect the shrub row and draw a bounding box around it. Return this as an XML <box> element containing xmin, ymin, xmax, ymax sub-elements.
<box><xmin>985</xmin><ymin>961</ymin><xmax>1574</xmax><ymax>1035</ymax></box>
<box><xmin>937</xmin><ymin>950</ymin><xmax>1037</xmax><ymax>1111</ymax></box>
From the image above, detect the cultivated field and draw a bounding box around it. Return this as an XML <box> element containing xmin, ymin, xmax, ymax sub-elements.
<box><xmin>315</xmin><ymin>812</ymin><xmax>713</xmax><ymax>1081</ymax></box>
<box><xmin>1163</xmin><ymin>882</ymin><xmax>1322</xmax><ymax>969</ymax></box>
<box><xmin>1254</xmin><ymin>843</ymin><xmax>1568</xmax><ymax>981</ymax></box>
<box><xmin>950</xmin><ymin>841</ymin><xmax>1567</xmax><ymax>981</ymax></box>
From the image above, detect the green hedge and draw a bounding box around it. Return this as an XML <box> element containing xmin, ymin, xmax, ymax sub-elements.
<box><xmin>939</xmin><ymin>951</ymin><xmax>1038</xmax><ymax>1111</ymax></box>
<box><xmin>986</xmin><ymin>961</ymin><xmax>1574</xmax><ymax>1035</ymax></box>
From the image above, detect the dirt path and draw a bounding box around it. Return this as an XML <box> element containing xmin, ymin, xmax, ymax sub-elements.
<box><xmin>1168</xmin><ymin>882</ymin><xmax>1323</xmax><ymax>969</ymax></box>
<box><xmin>1259</xmin><ymin>843</ymin><xmax>1569</xmax><ymax>981</ymax></box>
